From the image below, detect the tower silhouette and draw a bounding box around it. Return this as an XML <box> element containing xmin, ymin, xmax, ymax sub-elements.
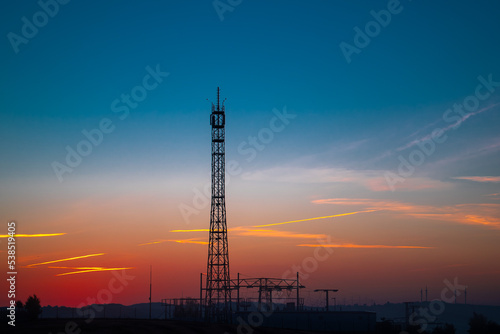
<box><xmin>205</xmin><ymin>87</ymin><xmax>231</xmax><ymax>321</ymax></box>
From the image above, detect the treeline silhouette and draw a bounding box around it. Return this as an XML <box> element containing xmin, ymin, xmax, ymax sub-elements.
<box><xmin>15</xmin><ymin>294</ymin><xmax>42</xmax><ymax>321</ymax></box>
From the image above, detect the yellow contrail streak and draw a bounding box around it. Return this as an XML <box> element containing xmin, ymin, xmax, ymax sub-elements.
<box><xmin>55</xmin><ymin>267</ymin><xmax>133</xmax><ymax>276</ymax></box>
<box><xmin>253</xmin><ymin>210</ymin><xmax>377</xmax><ymax>227</ymax></box>
<box><xmin>138</xmin><ymin>240</ymin><xmax>169</xmax><ymax>246</ymax></box>
<box><xmin>298</xmin><ymin>244</ymin><xmax>433</xmax><ymax>249</ymax></box>
<box><xmin>49</xmin><ymin>266</ymin><xmax>109</xmax><ymax>269</ymax></box>
<box><xmin>0</xmin><ymin>233</ymin><xmax>66</xmax><ymax>238</ymax></box>
<box><xmin>169</xmin><ymin>239</ymin><xmax>208</xmax><ymax>245</ymax></box>
<box><xmin>27</xmin><ymin>253</ymin><xmax>105</xmax><ymax>267</ymax></box>
<box><xmin>139</xmin><ymin>238</ymin><xmax>209</xmax><ymax>246</ymax></box>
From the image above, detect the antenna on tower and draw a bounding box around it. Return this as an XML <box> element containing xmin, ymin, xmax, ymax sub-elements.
<box><xmin>425</xmin><ymin>286</ymin><xmax>428</xmax><ymax>302</ymax></box>
<box><xmin>217</xmin><ymin>87</ymin><xmax>220</xmax><ymax>110</ymax></box>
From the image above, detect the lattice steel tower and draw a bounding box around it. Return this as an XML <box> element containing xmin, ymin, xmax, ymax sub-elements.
<box><xmin>205</xmin><ymin>87</ymin><xmax>231</xmax><ymax>321</ymax></box>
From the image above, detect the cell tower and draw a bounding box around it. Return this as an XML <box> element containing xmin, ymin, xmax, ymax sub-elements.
<box><xmin>205</xmin><ymin>87</ymin><xmax>231</xmax><ymax>321</ymax></box>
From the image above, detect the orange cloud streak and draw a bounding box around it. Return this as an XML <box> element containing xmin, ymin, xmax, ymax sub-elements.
<box><xmin>312</xmin><ymin>198</ymin><xmax>427</xmax><ymax>212</ymax></box>
<box><xmin>50</xmin><ymin>266</ymin><xmax>112</xmax><ymax>270</ymax></box>
<box><xmin>53</xmin><ymin>267</ymin><xmax>134</xmax><ymax>276</ymax></box>
<box><xmin>453</xmin><ymin>176</ymin><xmax>500</xmax><ymax>183</ymax></box>
<box><xmin>169</xmin><ymin>239</ymin><xmax>208</xmax><ymax>245</ymax></box>
<box><xmin>167</xmin><ymin>227</ymin><xmax>327</xmax><ymax>240</ymax></box>
<box><xmin>252</xmin><ymin>210</ymin><xmax>377</xmax><ymax>227</ymax></box>
<box><xmin>170</xmin><ymin>229</ymin><xmax>209</xmax><ymax>232</ymax></box>
<box><xmin>26</xmin><ymin>253</ymin><xmax>105</xmax><ymax>267</ymax></box>
<box><xmin>139</xmin><ymin>238</ymin><xmax>208</xmax><ymax>246</ymax></box>
<box><xmin>138</xmin><ymin>240</ymin><xmax>169</xmax><ymax>246</ymax></box>
<box><xmin>313</xmin><ymin>198</ymin><xmax>500</xmax><ymax>229</ymax></box>
<box><xmin>0</xmin><ymin>233</ymin><xmax>66</xmax><ymax>238</ymax></box>
<box><xmin>235</xmin><ymin>228</ymin><xmax>327</xmax><ymax>239</ymax></box>
<box><xmin>298</xmin><ymin>244</ymin><xmax>434</xmax><ymax>249</ymax></box>
<box><xmin>464</xmin><ymin>215</ymin><xmax>500</xmax><ymax>227</ymax></box>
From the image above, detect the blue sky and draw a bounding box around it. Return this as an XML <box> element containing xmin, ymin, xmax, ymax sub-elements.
<box><xmin>1</xmin><ymin>1</ymin><xmax>500</xmax><ymax>306</ymax></box>
<box><xmin>2</xmin><ymin>1</ymin><xmax>500</xmax><ymax>181</ymax></box>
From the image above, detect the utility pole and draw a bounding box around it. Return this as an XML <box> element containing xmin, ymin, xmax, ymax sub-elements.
<box><xmin>296</xmin><ymin>272</ymin><xmax>300</xmax><ymax>311</ymax></box>
<box><xmin>149</xmin><ymin>265</ymin><xmax>152</xmax><ymax>320</ymax></box>
<box><xmin>237</xmin><ymin>273</ymin><xmax>240</xmax><ymax>312</ymax></box>
<box><xmin>314</xmin><ymin>289</ymin><xmax>339</xmax><ymax>312</ymax></box>
<box><xmin>200</xmin><ymin>273</ymin><xmax>203</xmax><ymax>318</ymax></box>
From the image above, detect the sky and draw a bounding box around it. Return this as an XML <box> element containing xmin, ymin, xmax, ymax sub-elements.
<box><xmin>1</xmin><ymin>0</ymin><xmax>500</xmax><ymax>308</ymax></box>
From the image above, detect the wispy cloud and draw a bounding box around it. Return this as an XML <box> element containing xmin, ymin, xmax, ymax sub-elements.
<box><xmin>396</xmin><ymin>103</ymin><xmax>500</xmax><ymax>152</ymax></box>
<box><xmin>364</xmin><ymin>176</ymin><xmax>451</xmax><ymax>192</ymax></box>
<box><xmin>425</xmin><ymin>137</ymin><xmax>500</xmax><ymax>171</ymax></box>
<box><xmin>368</xmin><ymin>103</ymin><xmax>500</xmax><ymax>166</ymax></box>
<box><xmin>169</xmin><ymin>227</ymin><xmax>328</xmax><ymax>241</ymax></box>
<box><xmin>169</xmin><ymin>239</ymin><xmax>208</xmax><ymax>245</ymax></box>
<box><xmin>234</xmin><ymin>228</ymin><xmax>327</xmax><ymax>240</ymax></box>
<box><xmin>50</xmin><ymin>266</ymin><xmax>134</xmax><ymax>276</ymax></box>
<box><xmin>241</xmin><ymin>166</ymin><xmax>450</xmax><ymax>192</ymax></box>
<box><xmin>170</xmin><ymin>229</ymin><xmax>209</xmax><ymax>232</ymax></box>
<box><xmin>335</xmin><ymin>139</ymin><xmax>371</xmax><ymax>152</ymax></box>
<box><xmin>139</xmin><ymin>238</ymin><xmax>208</xmax><ymax>246</ymax></box>
<box><xmin>313</xmin><ymin>198</ymin><xmax>500</xmax><ymax>229</ymax></box>
<box><xmin>138</xmin><ymin>239</ymin><xmax>170</xmax><ymax>246</ymax></box>
<box><xmin>453</xmin><ymin>176</ymin><xmax>500</xmax><ymax>183</ymax></box>
<box><xmin>253</xmin><ymin>210</ymin><xmax>376</xmax><ymax>227</ymax></box>
<box><xmin>404</xmin><ymin>117</ymin><xmax>443</xmax><ymax>141</ymax></box>
<box><xmin>242</xmin><ymin>166</ymin><xmax>369</xmax><ymax>184</ymax></box>
<box><xmin>312</xmin><ymin>198</ymin><xmax>429</xmax><ymax>212</ymax></box>
<box><xmin>26</xmin><ymin>253</ymin><xmax>105</xmax><ymax>267</ymax></box>
<box><xmin>298</xmin><ymin>244</ymin><xmax>434</xmax><ymax>249</ymax></box>
<box><xmin>166</xmin><ymin>216</ymin><xmax>437</xmax><ymax>248</ymax></box>
<box><xmin>23</xmin><ymin>253</ymin><xmax>132</xmax><ymax>276</ymax></box>
<box><xmin>461</xmin><ymin>215</ymin><xmax>500</xmax><ymax>227</ymax></box>
<box><xmin>0</xmin><ymin>233</ymin><xmax>66</xmax><ymax>238</ymax></box>
<box><xmin>485</xmin><ymin>193</ymin><xmax>500</xmax><ymax>200</ymax></box>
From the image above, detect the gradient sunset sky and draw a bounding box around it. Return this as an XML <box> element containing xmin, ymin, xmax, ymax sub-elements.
<box><xmin>1</xmin><ymin>0</ymin><xmax>500</xmax><ymax>308</ymax></box>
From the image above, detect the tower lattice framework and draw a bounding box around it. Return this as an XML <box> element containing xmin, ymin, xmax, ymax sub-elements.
<box><xmin>205</xmin><ymin>87</ymin><xmax>231</xmax><ymax>321</ymax></box>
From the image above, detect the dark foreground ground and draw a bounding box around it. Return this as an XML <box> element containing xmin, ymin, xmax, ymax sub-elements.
<box><xmin>3</xmin><ymin>318</ymin><xmax>326</xmax><ymax>334</ymax></box>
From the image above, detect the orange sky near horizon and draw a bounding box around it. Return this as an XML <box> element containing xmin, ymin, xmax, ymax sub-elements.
<box><xmin>1</xmin><ymin>179</ymin><xmax>499</xmax><ymax>307</ymax></box>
